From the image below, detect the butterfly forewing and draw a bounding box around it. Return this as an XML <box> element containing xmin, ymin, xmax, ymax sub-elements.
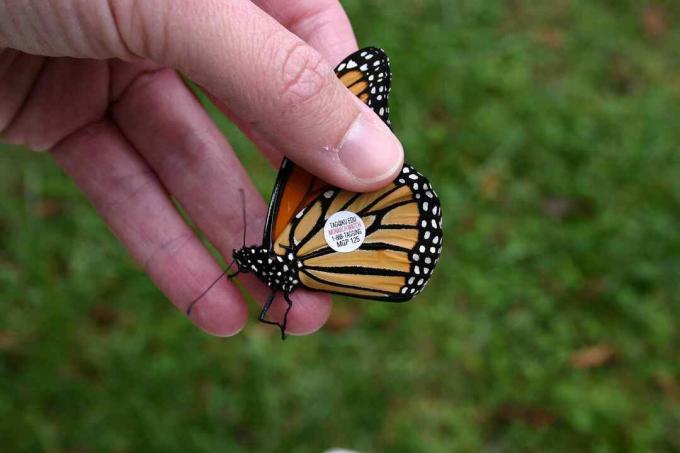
<box><xmin>265</xmin><ymin>160</ymin><xmax>331</xmax><ymax>246</ymax></box>
<box><xmin>263</xmin><ymin>47</ymin><xmax>393</xmax><ymax>247</ymax></box>
<box><xmin>335</xmin><ymin>47</ymin><xmax>392</xmax><ymax>127</ymax></box>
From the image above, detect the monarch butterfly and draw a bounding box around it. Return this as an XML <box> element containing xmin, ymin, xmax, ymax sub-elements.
<box><xmin>189</xmin><ymin>47</ymin><xmax>443</xmax><ymax>337</ymax></box>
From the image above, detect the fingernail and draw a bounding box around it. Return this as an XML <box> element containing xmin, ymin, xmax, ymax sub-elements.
<box><xmin>338</xmin><ymin>105</ymin><xmax>404</xmax><ymax>183</ymax></box>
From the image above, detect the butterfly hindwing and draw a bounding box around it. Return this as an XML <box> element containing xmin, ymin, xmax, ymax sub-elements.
<box><xmin>272</xmin><ymin>165</ymin><xmax>442</xmax><ymax>301</ymax></box>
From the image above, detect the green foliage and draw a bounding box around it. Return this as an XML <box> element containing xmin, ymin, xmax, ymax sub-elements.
<box><xmin>1</xmin><ymin>1</ymin><xmax>680</xmax><ymax>451</ymax></box>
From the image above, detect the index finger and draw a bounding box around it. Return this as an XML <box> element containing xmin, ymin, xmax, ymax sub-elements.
<box><xmin>253</xmin><ymin>0</ymin><xmax>358</xmax><ymax>64</ymax></box>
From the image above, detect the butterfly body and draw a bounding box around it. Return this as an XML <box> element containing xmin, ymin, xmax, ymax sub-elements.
<box><xmin>233</xmin><ymin>246</ymin><xmax>301</xmax><ymax>293</ymax></box>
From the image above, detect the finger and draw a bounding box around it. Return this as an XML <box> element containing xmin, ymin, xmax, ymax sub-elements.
<box><xmin>0</xmin><ymin>49</ymin><xmax>45</xmax><ymax>133</ymax></box>
<box><xmin>198</xmin><ymin>0</ymin><xmax>360</xmax><ymax>170</ymax></box>
<box><xmin>253</xmin><ymin>0</ymin><xmax>357</xmax><ymax>64</ymax></box>
<box><xmin>0</xmin><ymin>0</ymin><xmax>403</xmax><ymax>191</ymax></box>
<box><xmin>1</xmin><ymin>57</ymin><xmax>108</xmax><ymax>151</ymax></box>
<box><xmin>50</xmin><ymin>120</ymin><xmax>249</xmax><ymax>336</ymax></box>
<box><xmin>109</xmin><ymin>64</ymin><xmax>332</xmax><ymax>335</ymax></box>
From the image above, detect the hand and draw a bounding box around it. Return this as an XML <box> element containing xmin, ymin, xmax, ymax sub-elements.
<box><xmin>0</xmin><ymin>0</ymin><xmax>404</xmax><ymax>336</ymax></box>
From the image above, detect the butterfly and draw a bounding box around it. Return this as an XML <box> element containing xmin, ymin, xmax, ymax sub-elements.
<box><xmin>188</xmin><ymin>47</ymin><xmax>443</xmax><ymax>337</ymax></box>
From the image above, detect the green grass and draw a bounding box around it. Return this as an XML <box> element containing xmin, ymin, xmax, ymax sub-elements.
<box><xmin>2</xmin><ymin>1</ymin><xmax>680</xmax><ymax>451</ymax></box>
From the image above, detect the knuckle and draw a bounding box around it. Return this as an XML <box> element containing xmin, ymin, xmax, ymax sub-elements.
<box><xmin>274</xmin><ymin>41</ymin><xmax>334</xmax><ymax>114</ymax></box>
<box><xmin>106</xmin><ymin>0</ymin><xmax>169</xmax><ymax>59</ymax></box>
<box><xmin>94</xmin><ymin>167</ymin><xmax>156</xmax><ymax>216</ymax></box>
<box><xmin>142</xmin><ymin>232</ymin><xmax>195</xmax><ymax>276</ymax></box>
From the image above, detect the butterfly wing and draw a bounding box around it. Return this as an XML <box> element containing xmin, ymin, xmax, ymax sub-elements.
<box><xmin>272</xmin><ymin>165</ymin><xmax>442</xmax><ymax>301</ymax></box>
<box><xmin>262</xmin><ymin>159</ymin><xmax>331</xmax><ymax>245</ymax></box>
<box><xmin>335</xmin><ymin>47</ymin><xmax>392</xmax><ymax>128</ymax></box>
<box><xmin>261</xmin><ymin>47</ymin><xmax>442</xmax><ymax>301</ymax></box>
<box><xmin>262</xmin><ymin>47</ymin><xmax>393</xmax><ymax>246</ymax></box>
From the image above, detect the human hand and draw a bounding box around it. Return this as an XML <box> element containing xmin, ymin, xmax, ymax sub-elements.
<box><xmin>0</xmin><ymin>0</ymin><xmax>404</xmax><ymax>336</ymax></box>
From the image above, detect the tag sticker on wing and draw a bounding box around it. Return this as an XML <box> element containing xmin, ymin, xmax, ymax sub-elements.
<box><xmin>323</xmin><ymin>211</ymin><xmax>366</xmax><ymax>253</ymax></box>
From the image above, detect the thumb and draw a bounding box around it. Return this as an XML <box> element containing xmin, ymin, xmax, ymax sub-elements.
<box><xmin>0</xmin><ymin>0</ymin><xmax>403</xmax><ymax>190</ymax></box>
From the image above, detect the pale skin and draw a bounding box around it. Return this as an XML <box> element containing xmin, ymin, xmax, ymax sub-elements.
<box><xmin>0</xmin><ymin>0</ymin><xmax>404</xmax><ymax>336</ymax></box>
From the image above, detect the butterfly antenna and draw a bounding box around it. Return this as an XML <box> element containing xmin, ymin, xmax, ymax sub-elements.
<box><xmin>186</xmin><ymin>257</ymin><xmax>236</xmax><ymax>316</ymax></box>
<box><xmin>186</xmin><ymin>188</ymin><xmax>247</xmax><ymax>317</ymax></box>
<box><xmin>239</xmin><ymin>188</ymin><xmax>247</xmax><ymax>247</ymax></box>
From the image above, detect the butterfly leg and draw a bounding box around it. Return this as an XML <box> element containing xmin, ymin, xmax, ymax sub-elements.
<box><xmin>280</xmin><ymin>292</ymin><xmax>294</xmax><ymax>340</ymax></box>
<box><xmin>256</xmin><ymin>291</ymin><xmax>293</xmax><ymax>340</ymax></box>
<box><xmin>257</xmin><ymin>290</ymin><xmax>279</xmax><ymax>326</ymax></box>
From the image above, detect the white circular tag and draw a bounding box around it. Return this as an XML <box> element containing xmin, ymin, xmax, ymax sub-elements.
<box><xmin>323</xmin><ymin>211</ymin><xmax>366</xmax><ymax>253</ymax></box>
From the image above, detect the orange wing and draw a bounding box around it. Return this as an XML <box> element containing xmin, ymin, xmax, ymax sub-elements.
<box><xmin>270</xmin><ymin>163</ymin><xmax>330</xmax><ymax>242</ymax></box>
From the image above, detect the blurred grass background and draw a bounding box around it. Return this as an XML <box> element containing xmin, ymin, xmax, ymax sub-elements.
<box><xmin>2</xmin><ymin>0</ymin><xmax>680</xmax><ymax>451</ymax></box>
